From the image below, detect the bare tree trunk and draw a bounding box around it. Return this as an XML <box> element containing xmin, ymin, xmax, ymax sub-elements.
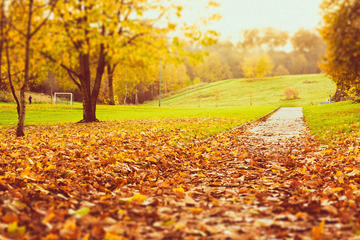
<box><xmin>123</xmin><ymin>69</ymin><xmax>127</xmax><ymax>105</ymax></box>
<box><xmin>79</xmin><ymin>52</ymin><xmax>93</xmax><ymax>122</ymax></box>
<box><xmin>16</xmin><ymin>0</ymin><xmax>34</xmax><ymax>137</ymax></box>
<box><xmin>49</xmin><ymin>71</ymin><xmax>53</xmax><ymax>104</ymax></box>
<box><xmin>6</xmin><ymin>41</ymin><xmax>20</xmax><ymax>116</ymax></box>
<box><xmin>135</xmin><ymin>87</ymin><xmax>139</xmax><ymax>105</ymax></box>
<box><xmin>107</xmin><ymin>63</ymin><xmax>115</xmax><ymax>105</ymax></box>
<box><xmin>78</xmin><ymin>44</ymin><xmax>106</xmax><ymax>123</ymax></box>
<box><xmin>11</xmin><ymin>0</ymin><xmax>57</xmax><ymax>135</ymax></box>
<box><xmin>0</xmin><ymin>0</ymin><xmax>4</xmax><ymax>90</ymax></box>
<box><xmin>123</xmin><ymin>83</ymin><xmax>127</xmax><ymax>105</ymax></box>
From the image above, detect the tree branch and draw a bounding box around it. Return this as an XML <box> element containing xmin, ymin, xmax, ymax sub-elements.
<box><xmin>122</xmin><ymin>32</ymin><xmax>146</xmax><ymax>47</ymax></box>
<box><xmin>39</xmin><ymin>50</ymin><xmax>81</xmax><ymax>80</ymax></box>
<box><xmin>1</xmin><ymin>71</ymin><xmax>23</xmax><ymax>81</ymax></box>
<box><xmin>30</xmin><ymin>0</ymin><xmax>59</xmax><ymax>38</ymax></box>
<box><xmin>67</xmin><ymin>69</ymin><xmax>82</xmax><ymax>90</ymax></box>
<box><xmin>8</xmin><ymin>21</ymin><xmax>26</xmax><ymax>37</ymax></box>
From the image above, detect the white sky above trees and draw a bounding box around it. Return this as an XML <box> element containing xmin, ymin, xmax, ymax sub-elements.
<box><xmin>181</xmin><ymin>0</ymin><xmax>324</xmax><ymax>43</ymax></box>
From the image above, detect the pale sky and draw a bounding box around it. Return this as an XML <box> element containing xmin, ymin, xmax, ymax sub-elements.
<box><xmin>183</xmin><ymin>0</ymin><xmax>324</xmax><ymax>42</ymax></box>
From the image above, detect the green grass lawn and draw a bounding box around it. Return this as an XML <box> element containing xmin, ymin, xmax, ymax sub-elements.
<box><xmin>304</xmin><ymin>101</ymin><xmax>360</xmax><ymax>144</ymax></box>
<box><xmin>146</xmin><ymin>74</ymin><xmax>335</xmax><ymax>108</ymax></box>
<box><xmin>0</xmin><ymin>104</ymin><xmax>276</xmax><ymax>127</ymax></box>
<box><xmin>2</xmin><ymin>73</ymin><xmax>348</xmax><ymax>144</ymax></box>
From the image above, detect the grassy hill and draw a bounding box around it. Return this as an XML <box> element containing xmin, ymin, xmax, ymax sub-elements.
<box><xmin>145</xmin><ymin>74</ymin><xmax>336</xmax><ymax>107</ymax></box>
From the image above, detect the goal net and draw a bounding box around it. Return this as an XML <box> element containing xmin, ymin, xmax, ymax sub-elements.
<box><xmin>54</xmin><ymin>92</ymin><xmax>73</xmax><ymax>105</ymax></box>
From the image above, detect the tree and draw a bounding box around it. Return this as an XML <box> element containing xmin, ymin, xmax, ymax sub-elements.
<box><xmin>319</xmin><ymin>0</ymin><xmax>360</xmax><ymax>90</ymax></box>
<box><xmin>242</xmin><ymin>57</ymin><xmax>256</xmax><ymax>78</ymax></box>
<box><xmin>40</xmin><ymin>0</ymin><xmax>219</xmax><ymax>121</ymax></box>
<box><xmin>291</xmin><ymin>28</ymin><xmax>326</xmax><ymax>73</ymax></box>
<box><xmin>255</xmin><ymin>54</ymin><xmax>273</xmax><ymax>77</ymax></box>
<box><xmin>240</xmin><ymin>58</ymin><xmax>256</xmax><ymax>78</ymax></box>
<box><xmin>238</xmin><ymin>28</ymin><xmax>260</xmax><ymax>52</ymax></box>
<box><xmin>1</xmin><ymin>0</ymin><xmax>58</xmax><ymax>136</ymax></box>
<box><xmin>290</xmin><ymin>53</ymin><xmax>308</xmax><ymax>75</ymax></box>
<box><xmin>41</xmin><ymin>1</ymin><xmax>158</xmax><ymax>122</ymax></box>
<box><xmin>0</xmin><ymin>0</ymin><xmax>6</xmax><ymax>90</ymax></box>
<box><xmin>242</xmin><ymin>54</ymin><xmax>273</xmax><ymax>78</ymax></box>
<box><xmin>195</xmin><ymin>53</ymin><xmax>232</xmax><ymax>82</ymax></box>
<box><xmin>273</xmin><ymin>64</ymin><xmax>290</xmax><ymax>76</ymax></box>
<box><xmin>238</xmin><ymin>27</ymin><xmax>289</xmax><ymax>53</ymax></box>
<box><xmin>161</xmin><ymin>63</ymin><xmax>188</xmax><ymax>93</ymax></box>
<box><xmin>113</xmin><ymin>57</ymin><xmax>158</xmax><ymax>105</ymax></box>
<box><xmin>260</xmin><ymin>27</ymin><xmax>289</xmax><ymax>51</ymax></box>
<box><xmin>206</xmin><ymin>41</ymin><xmax>243</xmax><ymax>78</ymax></box>
<box><xmin>0</xmin><ymin>0</ymin><xmax>19</xmax><ymax>111</ymax></box>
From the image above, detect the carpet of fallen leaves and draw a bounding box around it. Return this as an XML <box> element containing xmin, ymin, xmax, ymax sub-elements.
<box><xmin>1</xmin><ymin>117</ymin><xmax>360</xmax><ymax>239</ymax></box>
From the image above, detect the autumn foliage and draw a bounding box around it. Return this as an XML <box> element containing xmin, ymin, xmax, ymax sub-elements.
<box><xmin>1</xmin><ymin>112</ymin><xmax>360</xmax><ymax>239</ymax></box>
<box><xmin>283</xmin><ymin>87</ymin><xmax>300</xmax><ymax>100</ymax></box>
<box><xmin>319</xmin><ymin>0</ymin><xmax>360</xmax><ymax>91</ymax></box>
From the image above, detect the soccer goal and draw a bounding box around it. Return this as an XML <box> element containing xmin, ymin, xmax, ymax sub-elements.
<box><xmin>54</xmin><ymin>92</ymin><xmax>73</xmax><ymax>105</ymax></box>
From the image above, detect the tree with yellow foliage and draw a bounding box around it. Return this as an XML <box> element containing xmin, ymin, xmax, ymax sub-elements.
<box><xmin>162</xmin><ymin>63</ymin><xmax>189</xmax><ymax>93</ymax></box>
<box><xmin>319</xmin><ymin>0</ymin><xmax>360</xmax><ymax>91</ymax></box>
<box><xmin>1</xmin><ymin>0</ymin><xmax>58</xmax><ymax>136</ymax></box>
<box><xmin>242</xmin><ymin>54</ymin><xmax>273</xmax><ymax>78</ymax></box>
<box><xmin>40</xmin><ymin>0</ymin><xmax>219</xmax><ymax>121</ymax></box>
<box><xmin>195</xmin><ymin>53</ymin><xmax>232</xmax><ymax>82</ymax></box>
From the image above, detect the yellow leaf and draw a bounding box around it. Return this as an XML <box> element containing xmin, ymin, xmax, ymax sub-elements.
<box><xmin>333</xmin><ymin>187</ymin><xmax>343</xmax><ymax>192</ymax></box>
<box><xmin>42</xmin><ymin>213</ymin><xmax>56</xmax><ymax>223</ymax></box>
<box><xmin>190</xmin><ymin>208</ymin><xmax>203</xmax><ymax>214</ymax></box>
<box><xmin>173</xmin><ymin>186</ymin><xmax>184</xmax><ymax>193</ymax></box>
<box><xmin>173</xmin><ymin>186</ymin><xmax>185</xmax><ymax>197</ymax></box>
<box><xmin>8</xmin><ymin>221</ymin><xmax>26</xmax><ymax>234</ymax></box>
<box><xmin>338</xmin><ymin>175</ymin><xmax>344</xmax><ymax>184</ymax></box>
<box><xmin>75</xmin><ymin>207</ymin><xmax>90</xmax><ymax>217</ymax></box>
<box><xmin>82</xmin><ymin>234</ymin><xmax>90</xmax><ymax>240</ymax></box>
<box><xmin>312</xmin><ymin>220</ymin><xmax>325</xmax><ymax>240</ymax></box>
<box><xmin>300</xmin><ymin>167</ymin><xmax>308</xmax><ymax>174</ymax></box>
<box><xmin>104</xmin><ymin>232</ymin><xmax>125</xmax><ymax>240</ymax></box>
<box><xmin>146</xmin><ymin>157</ymin><xmax>157</xmax><ymax>163</ymax></box>
<box><xmin>131</xmin><ymin>194</ymin><xmax>147</xmax><ymax>204</ymax></box>
<box><xmin>44</xmin><ymin>164</ymin><xmax>56</xmax><ymax>171</ymax></box>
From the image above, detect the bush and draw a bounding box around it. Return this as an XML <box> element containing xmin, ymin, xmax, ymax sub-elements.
<box><xmin>284</xmin><ymin>88</ymin><xmax>300</xmax><ymax>100</ymax></box>
<box><xmin>193</xmin><ymin>77</ymin><xmax>201</xmax><ymax>85</ymax></box>
<box><xmin>274</xmin><ymin>65</ymin><xmax>290</xmax><ymax>76</ymax></box>
<box><xmin>0</xmin><ymin>91</ymin><xmax>14</xmax><ymax>103</ymax></box>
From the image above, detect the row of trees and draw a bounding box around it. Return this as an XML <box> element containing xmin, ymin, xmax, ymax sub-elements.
<box><xmin>0</xmin><ymin>0</ymin><xmax>220</xmax><ymax>136</ymax></box>
<box><xmin>30</xmin><ymin>26</ymin><xmax>326</xmax><ymax>106</ymax></box>
<box><xmin>96</xmin><ymin>26</ymin><xmax>327</xmax><ymax>104</ymax></box>
<box><xmin>184</xmin><ymin>27</ymin><xmax>326</xmax><ymax>84</ymax></box>
<box><xmin>209</xmin><ymin>0</ymin><xmax>360</xmax><ymax>103</ymax></box>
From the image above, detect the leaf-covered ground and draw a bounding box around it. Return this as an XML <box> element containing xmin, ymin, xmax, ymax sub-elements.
<box><xmin>1</xmin><ymin>116</ymin><xmax>360</xmax><ymax>239</ymax></box>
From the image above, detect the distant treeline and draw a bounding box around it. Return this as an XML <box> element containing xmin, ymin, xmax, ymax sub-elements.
<box><xmin>24</xmin><ymin>27</ymin><xmax>325</xmax><ymax>105</ymax></box>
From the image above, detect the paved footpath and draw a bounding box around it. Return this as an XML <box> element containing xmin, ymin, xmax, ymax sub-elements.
<box><xmin>250</xmin><ymin>107</ymin><xmax>309</xmax><ymax>143</ymax></box>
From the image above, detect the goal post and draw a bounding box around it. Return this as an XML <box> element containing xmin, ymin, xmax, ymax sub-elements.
<box><xmin>54</xmin><ymin>92</ymin><xmax>73</xmax><ymax>105</ymax></box>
